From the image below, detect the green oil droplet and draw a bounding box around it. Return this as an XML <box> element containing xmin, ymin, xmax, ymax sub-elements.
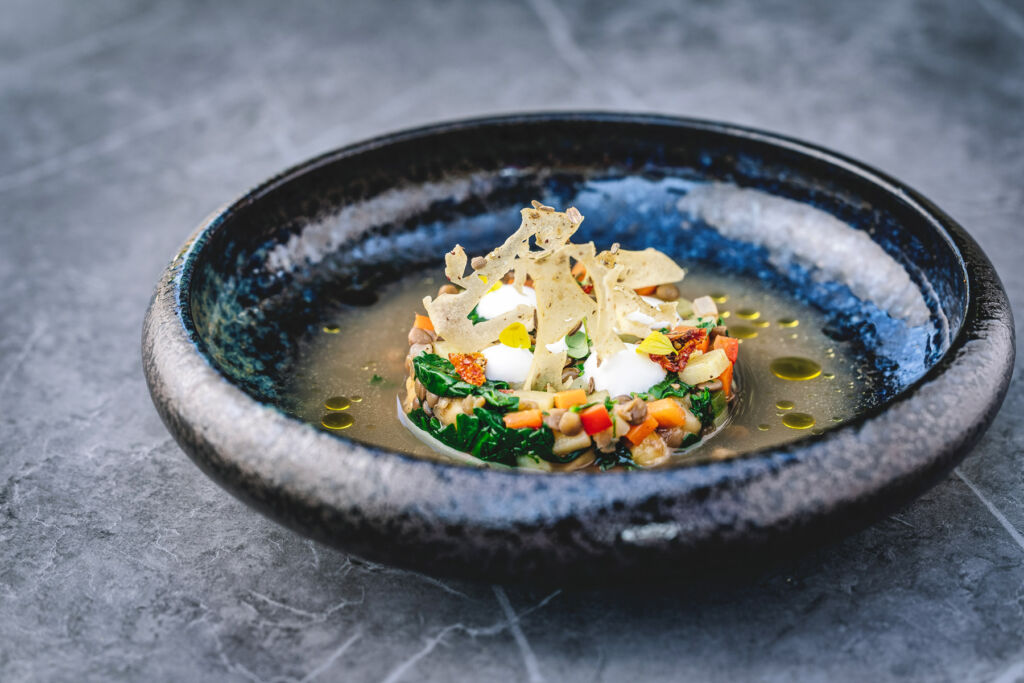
<box><xmin>823</xmin><ymin>372</ymin><xmax>835</xmax><ymax>380</ymax></box>
<box><xmin>776</xmin><ymin>400</ymin><xmax>795</xmax><ymax>411</ymax></box>
<box><xmin>770</xmin><ymin>356</ymin><xmax>822</xmax><ymax>381</ymax></box>
<box><xmin>832</xmin><ymin>416</ymin><xmax>843</xmax><ymax>422</ymax></box>
<box><xmin>757</xmin><ymin>423</ymin><xmax>771</xmax><ymax>431</ymax></box>
<box><xmin>322</xmin><ymin>325</ymin><xmax>340</xmax><ymax>334</ymax></box>
<box><xmin>321</xmin><ymin>413</ymin><xmax>354</xmax><ymax>430</ymax></box>
<box><xmin>711</xmin><ymin>293</ymin><xmax>728</xmax><ymax>304</ymax></box>
<box><xmin>736</xmin><ymin>308</ymin><xmax>760</xmax><ymax>320</ymax></box>
<box><xmin>324</xmin><ymin>396</ymin><xmax>352</xmax><ymax>411</ymax></box>
<box><xmin>782</xmin><ymin>413</ymin><xmax>816</xmax><ymax>430</ymax></box>
<box><xmin>730</xmin><ymin>325</ymin><xmax>759</xmax><ymax>339</ymax></box>
<box><xmin>350</xmin><ymin>396</ymin><xmax>363</xmax><ymax>403</ymax></box>
<box><xmin>811</xmin><ymin>428</ymin><xmax>824</xmax><ymax>436</ymax></box>
<box><xmin>778</xmin><ymin>318</ymin><xmax>799</xmax><ymax>328</ymax></box>
<box><xmin>753</xmin><ymin>320</ymin><xmax>771</xmax><ymax>328</ymax></box>
<box><xmin>790</xmin><ymin>333</ymin><xmax>799</xmax><ymax>339</ymax></box>
<box><xmin>720</xmin><ymin>310</ymin><xmax>731</xmax><ymax>319</ymax></box>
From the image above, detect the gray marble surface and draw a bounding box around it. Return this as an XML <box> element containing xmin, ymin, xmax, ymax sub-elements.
<box><xmin>1</xmin><ymin>0</ymin><xmax>1022</xmax><ymax>680</ymax></box>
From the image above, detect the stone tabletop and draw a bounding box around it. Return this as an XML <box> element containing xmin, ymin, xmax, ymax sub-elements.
<box><xmin>2</xmin><ymin>1</ymin><xmax>1022</xmax><ymax>680</ymax></box>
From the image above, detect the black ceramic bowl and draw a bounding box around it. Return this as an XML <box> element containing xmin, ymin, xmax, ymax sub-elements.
<box><xmin>143</xmin><ymin>113</ymin><xmax>1014</xmax><ymax>582</ymax></box>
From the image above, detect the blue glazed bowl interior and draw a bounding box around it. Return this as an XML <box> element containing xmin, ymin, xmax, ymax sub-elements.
<box><xmin>181</xmin><ymin>118</ymin><xmax>965</xmax><ymax>460</ymax></box>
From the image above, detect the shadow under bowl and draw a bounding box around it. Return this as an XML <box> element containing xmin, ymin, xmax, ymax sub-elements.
<box><xmin>143</xmin><ymin>113</ymin><xmax>1014</xmax><ymax>582</ymax></box>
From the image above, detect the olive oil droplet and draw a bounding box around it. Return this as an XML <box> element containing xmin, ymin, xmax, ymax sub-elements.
<box><xmin>822</xmin><ymin>372</ymin><xmax>835</xmax><ymax>380</ymax></box>
<box><xmin>324</xmin><ymin>396</ymin><xmax>352</xmax><ymax>411</ymax></box>
<box><xmin>782</xmin><ymin>413</ymin><xmax>816</xmax><ymax>430</ymax></box>
<box><xmin>322</xmin><ymin>325</ymin><xmax>340</xmax><ymax>334</ymax></box>
<box><xmin>711</xmin><ymin>293</ymin><xmax>728</xmax><ymax>304</ymax></box>
<box><xmin>730</xmin><ymin>325</ymin><xmax>759</xmax><ymax>339</ymax></box>
<box><xmin>753</xmin><ymin>320</ymin><xmax>771</xmax><ymax>328</ymax></box>
<box><xmin>776</xmin><ymin>400</ymin><xmax>795</xmax><ymax>411</ymax></box>
<box><xmin>720</xmin><ymin>310</ymin><xmax>731</xmax><ymax>319</ymax></box>
<box><xmin>778</xmin><ymin>318</ymin><xmax>799</xmax><ymax>328</ymax></box>
<box><xmin>350</xmin><ymin>396</ymin><xmax>363</xmax><ymax>403</ymax></box>
<box><xmin>736</xmin><ymin>308</ymin><xmax>760</xmax><ymax>320</ymax></box>
<box><xmin>832</xmin><ymin>416</ymin><xmax>843</xmax><ymax>422</ymax></box>
<box><xmin>770</xmin><ymin>356</ymin><xmax>822</xmax><ymax>381</ymax></box>
<box><xmin>321</xmin><ymin>413</ymin><xmax>354</xmax><ymax>430</ymax></box>
<box><xmin>757</xmin><ymin>423</ymin><xmax>771</xmax><ymax>431</ymax></box>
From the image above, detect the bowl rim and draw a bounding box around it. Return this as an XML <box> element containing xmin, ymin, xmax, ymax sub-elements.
<box><xmin>143</xmin><ymin>112</ymin><xmax>1015</xmax><ymax>571</ymax></box>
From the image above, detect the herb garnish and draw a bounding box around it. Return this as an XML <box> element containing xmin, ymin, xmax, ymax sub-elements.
<box><xmin>467</xmin><ymin>306</ymin><xmax>485</xmax><ymax>325</ymax></box>
<box><xmin>564</xmin><ymin>324</ymin><xmax>591</xmax><ymax>360</ymax></box>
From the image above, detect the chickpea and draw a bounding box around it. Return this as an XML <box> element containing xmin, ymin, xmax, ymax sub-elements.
<box><xmin>655</xmin><ymin>283</ymin><xmax>680</xmax><ymax>301</ymax></box>
<box><xmin>408</xmin><ymin>327</ymin><xmax>434</xmax><ymax>345</ymax></box>
<box><xmin>471</xmin><ymin>256</ymin><xmax>487</xmax><ymax>270</ymax></box>
<box><xmin>438</xmin><ymin>283</ymin><xmax>459</xmax><ymax>296</ymax></box>
<box><xmin>558</xmin><ymin>411</ymin><xmax>583</xmax><ymax>436</ymax></box>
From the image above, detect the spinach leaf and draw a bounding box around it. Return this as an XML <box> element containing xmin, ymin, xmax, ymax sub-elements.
<box><xmin>467</xmin><ymin>306</ymin><xmax>485</xmax><ymax>325</ymax></box>
<box><xmin>689</xmin><ymin>386</ymin><xmax>714</xmax><ymax>428</ymax></box>
<box><xmin>478</xmin><ymin>384</ymin><xmax>520</xmax><ymax>410</ymax></box>
<box><xmin>640</xmin><ymin>374</ymin><xmax>691</xmax><ymax>400</ymax></box>
<box><xmin>595</xmin><ymin>441</ymin><xmax>635</xmax><ymax>471</ymax></box>
<box><xmin>413</xmin><ymin>354</ymin><xmax>478</xmax><ymax>397</ymax></box>
<box><xmin>408</xmin><ymin>406</ymin><xmax>553</xmax><ymax>466</ymax></box>
<box><xmin>412</xmin><ymin>354</ymin><xmax>519</xmax><ymax>409</ymax></box>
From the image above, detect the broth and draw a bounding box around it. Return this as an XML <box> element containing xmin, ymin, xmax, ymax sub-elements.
<box><xmin>284</xmin><ymin>266</ymin><xmax>880</xmax><ymax>466</ymax></box>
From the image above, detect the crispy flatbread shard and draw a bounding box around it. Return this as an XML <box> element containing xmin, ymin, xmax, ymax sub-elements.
<box><xmin>422</xmin><ymin>206</ymin><xmax>584</xmax><ymax>354</ymax></box>
<box><xmin>523</xmin><ymin>246</ymin><xmax>597</xmax><ymax>390</ymax></box>
<box><xmin>606</xmin><ymin>248</ymin><xmax>686</xmax><ymax>289</ymax></box>
<box><xmin>421</xmin><ymin>202</ymin><xmax>686</xmax><ymax>383</ymax></box>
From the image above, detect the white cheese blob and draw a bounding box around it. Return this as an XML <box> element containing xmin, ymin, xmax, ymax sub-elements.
<box><xmin>545</xmin><ymin>337</ymin><xmax>568</xmax><ymax>353</ymax></box>
<box><xmin>481</xmin><ymin>344</ymin><xmax>534</xmax><ymax>385</ymax></box>
<box><xmin>475</xmin><ymin>284</ymin><xmax>537</xmax><ymax>320</ymax></box>
<box><xmin>583</xmin><ymin>344</ymin><xmax>667</xmax><ymax>397</ymax></box>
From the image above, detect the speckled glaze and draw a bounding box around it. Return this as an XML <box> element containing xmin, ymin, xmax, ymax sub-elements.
<box><xmin>143</xmin><ymin>113</ymin><xmax>1014</xmax><ymax>582</ymax></box>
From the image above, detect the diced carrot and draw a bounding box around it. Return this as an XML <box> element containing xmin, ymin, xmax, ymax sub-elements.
<box><xmin>635</xmin><ymin>285</ymin><xmax>657</xmax><ymax>296</ymax></box>
<box><xmin>712</xmin><ymin>335</ymin><xmax>739</xmax><ymax>363</ymax></box>
<box><xmin>503</xmin><ymin>409</ymin><xmax>543</xmax><ymax>430</ymax></box>
<box><xmin>624</xmin><ymin>414</ymin><xmax>659</xmax><ymax>446</ymax></box>
<box><xmin>571</xmin><ymin>262</ymin><xmax>587</xmax><ymax>281</ymax></box>
<box><xmin>718</xmin><ymin>362</ymin><xmax>734</xmax><ymax>398</ymax></box>
<box><xmin>413</xmin><ymin>314</ymin><xmax>434</xmax><ymax>332</ymax></box>
<box><xmin>646</xmin><ymin>398</ymin><xmax>689</xmax><ymax>428</ymax></box>
<box><xmin>553</xmin><ymin>389</ymin><xmax>587</xmax><ymax>410</ymax></box>
<box><xmin>579</xmin><ymin>404</ymin><xmax>612</xmax><ymax>435</ymax></box>
<box><xmin>695</xmin><ymin>334</ymin><xmax>709</xmax><ymax>354</ymax></box>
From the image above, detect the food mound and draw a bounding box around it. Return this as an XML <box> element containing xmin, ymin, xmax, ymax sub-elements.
<box><xmin>399</xmin><ymin>202</ymin><xmax>739</xmax><ymax>471</ymax></box>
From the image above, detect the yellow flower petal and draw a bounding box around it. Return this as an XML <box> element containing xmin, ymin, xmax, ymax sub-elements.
<box><xmin>486</xmin><ymin>280</ymin><xmax>502</xmax><ymax>294</ymax></box>
<box><xmin>637</xmin><ymin>330</ymin><xmax>674</xmax><ymax>356</ymax></box>
<box><xmin>499</xmin><ymin>322</ymin><xmax>532</xmax><ymax>349</ymax></box>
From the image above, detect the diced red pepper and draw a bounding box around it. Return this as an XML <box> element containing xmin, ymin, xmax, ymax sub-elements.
<box><xmin>579</xmin><ymin>404</ymin><xmax>613</xmax><ymax>435</ymax></box>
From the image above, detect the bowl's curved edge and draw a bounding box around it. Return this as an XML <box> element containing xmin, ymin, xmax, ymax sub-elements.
<box><xmin>142</xmin><ymin>113</ymin><xmax>1016</xmax><ymax>582</ymax></box>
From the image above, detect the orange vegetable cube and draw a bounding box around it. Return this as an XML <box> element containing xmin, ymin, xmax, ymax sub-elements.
<box><xmin>413</xmin><ymin>314</ymin><xmax>434</xmax><ymax>332</ymax></box>
<box><xmin>503</xmin><ymin>409</ymin><xmax>543</xmax><ymax>430</ymax></box>
<box><xmin>634</xmin><ymin>285</ymin><xmax>657</xmax><ymax>296</ymax></box>
<box><xmin>712</xmin><ymin>335</ymin><xmax>739</xmax><ymax>363</ymax></box>
<box><xmin>624</xmin><ymin>414</ymin><xmax>659</xmax><ymax>446</ymax></box>
<box><xmin>646</xmin><ymin>398</ymin><xmax>689</xmax><ymax>428</ymax></box>
<box><xmin>719</xmin><ymin>362</ymin><xmax>734</xmax><ymax>398</ymax></box>
<box><xmin>553</xmin><ymin>389</ymin><xmax>587</xmax><ymax>410</ymax></box>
